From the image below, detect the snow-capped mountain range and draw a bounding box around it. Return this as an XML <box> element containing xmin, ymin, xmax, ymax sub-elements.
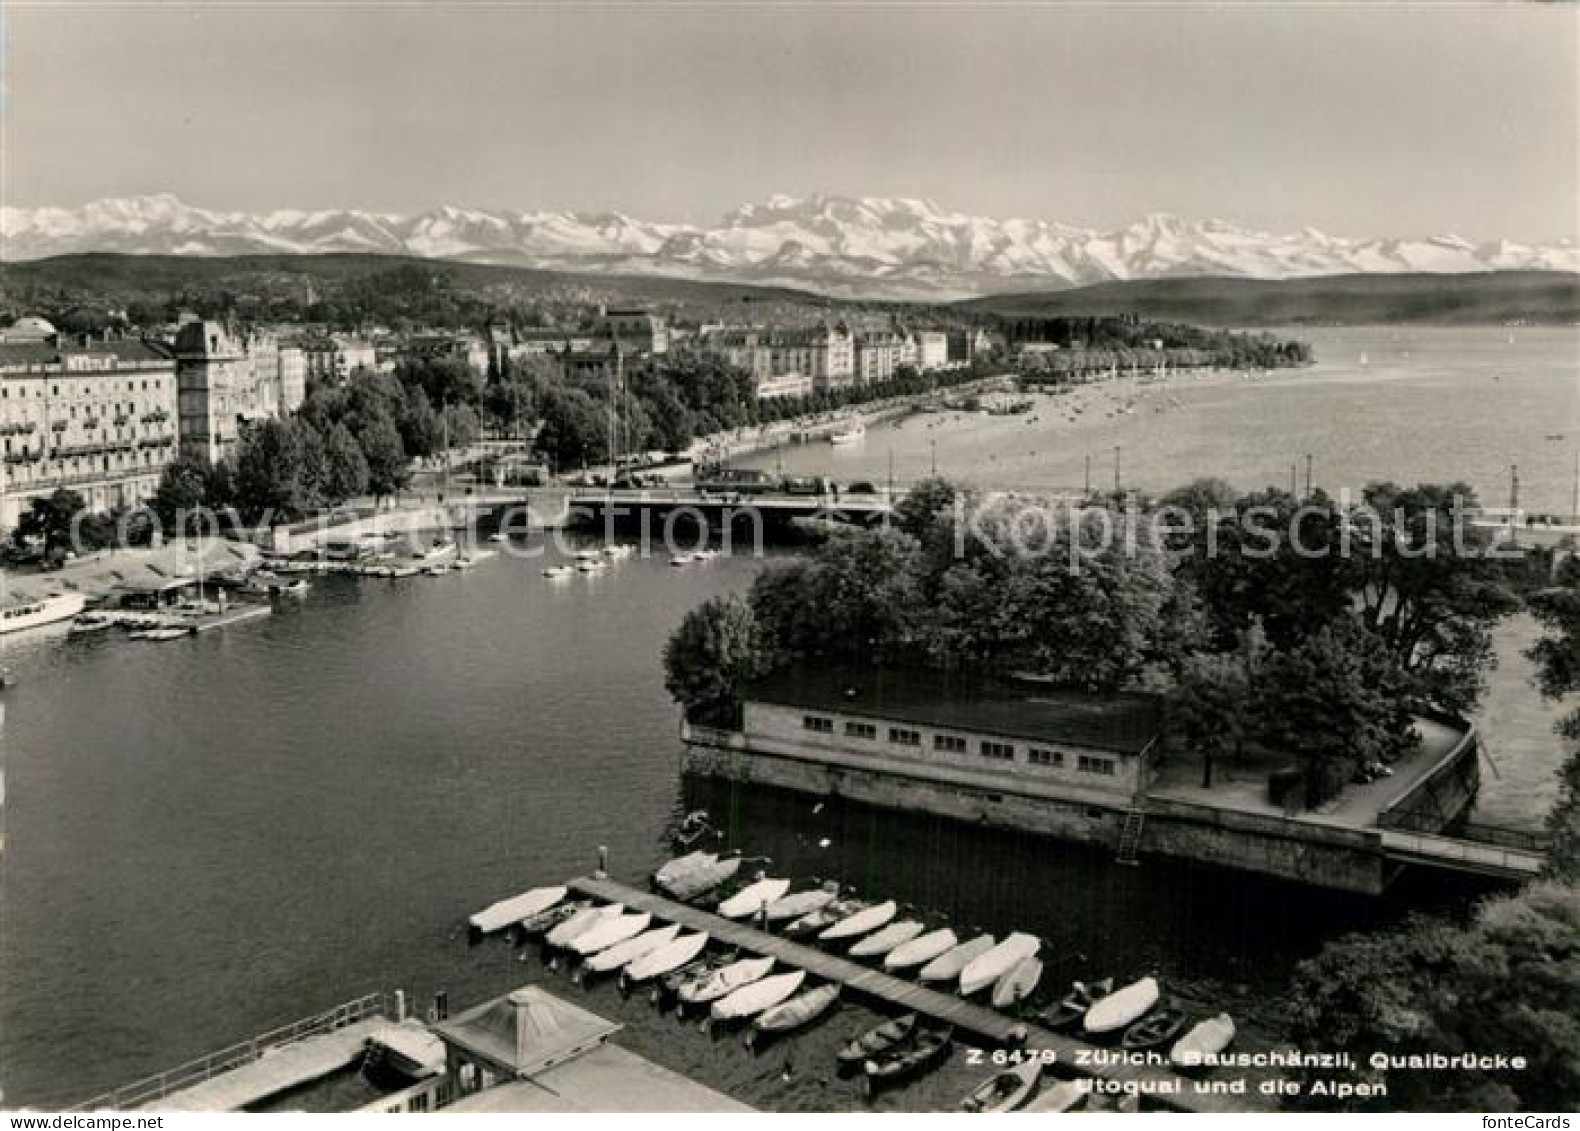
<box><xmin>3</xmin><ymin>193</ymin><xmax>1574</xmax><ymax>300</ymax></box>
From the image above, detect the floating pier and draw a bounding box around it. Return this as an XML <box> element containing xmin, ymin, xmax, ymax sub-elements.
<box><xmin>567</xmin><ymin>876</ymin><xmax>1266</xmax><ymax>1113</ymax></box>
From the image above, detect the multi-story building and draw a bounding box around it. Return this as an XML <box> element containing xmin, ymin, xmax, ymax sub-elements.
<box><xmin>917</xmin><ymin>331</ymin><xmax>950</xmax><ymax>372</ymax></box>
<box><xmin>855</xmin><ymin>331</ymin><xmax>911</xmax><ymax>385</ymax></box>
<box><xmin>298</xmin><ymin>335</ymin><xmax>379</xmax><ymax>384</ymax></box>
<box><xmin>1</xmin><ymin>317</ymin><xmax>179</xmax><ymax>528</ymax></box>
<box><xmin>173</xmin><ymin>321</ymin><xmax>305</xmax><ymax>464</ymax></box>
<box><xmin>594</xmin><ymin>308</ymin><xmax>669</xmax><ymax>355</ymax></box>
<box><xmin>698</xmin><ymin>323</ymin><xmax>854</xmax><ymax>398</ymax></box>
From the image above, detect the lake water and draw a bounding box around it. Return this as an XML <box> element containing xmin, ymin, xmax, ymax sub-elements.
<box><xmin>1</xmin><ymin>324</ymin><xmax>1575</xmax><ymax>1110</ymax></box>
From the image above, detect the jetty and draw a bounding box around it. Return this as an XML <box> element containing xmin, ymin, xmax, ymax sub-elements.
<box><xmin>568</xmin><ymin>875</ymin><xmax>1267</xmax><ymax>1113</ymax></box>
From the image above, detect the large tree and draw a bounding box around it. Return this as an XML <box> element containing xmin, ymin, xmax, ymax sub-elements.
<box><xmin>12</xmin><ymin>488</ymin><xmax>87</xmax><ymax>555</ymax></box>
<box><xmin>1288</xmin><ymin>881</ymin><xmax>1580</xmax><ymax>1111</ymax></box>
<box><xmin>152</xmin><ymin>455</ymin><xmax>216</xmax><ymax>534</ymax></box>
<box><xmin>1256</xmin><ymin>617</ymin><xmax>1419</xmax><ymax>806</ymax></box>
<box><xmin>320</xmin><ymin>421</ymin><xmax>370</xmax><ymax>506</ymax></box>
<box><xmin>663</xmin><ymin>595</ymin><xmax>767</xmax><ymax>726</ymax></box>
<box><xmin>359</xmin><ymin>409</ymin><xmax>410</xmax><ymax>507</ymax></box>
<box><xmin>234</xmin><ymin>418</ymin><xmax>312</xmax><ymax>524</ymax></box>
<box><xmin>1165</xmin><ymin>629</ymin><xmax>1265</xmax><ymax>788</ymax></box>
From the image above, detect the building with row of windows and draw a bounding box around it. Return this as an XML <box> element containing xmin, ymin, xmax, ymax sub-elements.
<box><xmin>1</xmin><ymin>317</ymin><xmax>182</xmax><ymax>527</ymax></box>
<box><xmin>174</xmin><ymin>321</ymin><xmax>308</xmax><ymax>464</ymax></box>
<box><xmin>699</xmin><ymin>323</ymin><xmax>962</xmax><ymax>400</ymax></box>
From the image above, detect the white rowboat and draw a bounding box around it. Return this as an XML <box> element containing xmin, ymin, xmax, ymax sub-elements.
<box><xmin>960</xmin><ymin>932</ymin><xmax>1040</xmax><ymax>996</ymax></box>
<box><xmin>849</xmin><ymin>920</ymin><xmax>925</xmax><ymax>959</ymax></box>
<box><xmin>820</xmin><ymin>900</ymin><xmax>897</xmax><ymax>941</ymax></box>
<box><xmin>991</xmin><ymin>955</ymin><xmax>1043</xmax><ymax>1010</ymax></box>
<box><xmin>717</xmin><ymin>877</ymin><xmax>792</xmax><ymax>920</ymax></box>
<box><xmin>469</xmin><ymin>885</ymin><xmax>566</xmax><ymax>934</ymax></box>
<box><xmin>583</xmin><ymin>923</ymin><xmax>681</xmax><ymax>973</ymax></box>
<box><xmin>1084</xmin><ymin>977</ymin><xmax>1161</xmax><ymax>1035</ymax></box>
<box><xmin>1170</xmin><ymin>1012</ymin><xmax>1236</xmax><ymax>1067</ymax></box>
<box><xmin>625</xmin><ymin>932</ymin><xmax>710</xmax><ymax>984</ymax></box>
<box><xmin>710</xmin><ymin>970</ymin><xmax>806</xmax><ymax>1021</ymax></box>
<box><xmin>545</xmin><ymin>903</ymin><xmax>623</xmax><ymax>948</ymax></box>
<box><xmin>678</xmin><ymin>956</ymin><xmax>775</xmax><ymax>1005</ymax></box>
<box><xmin>568</xmin><ymin>911</ymin><xmax>652</xmax><ymax>957</ymax></box>
<box><xmin>883</xmin><ymin>928</ymin><xmax>958</xmax><ymax>971</ymax></box>
<box><xmin>763</xmin><ymin>889</ymin><xmax>837</xmax><ymax>922</ymax></box>
<box><xmin>918</xmin><ymin>934</ymin><xmax>995</xmax><ymax>984</ymax></box>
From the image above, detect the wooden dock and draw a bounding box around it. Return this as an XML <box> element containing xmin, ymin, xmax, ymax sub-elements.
<box><xmin>568</xmin><ymin>876</ymin><xmax>1266</xmax><ymax>1113</ymax></box>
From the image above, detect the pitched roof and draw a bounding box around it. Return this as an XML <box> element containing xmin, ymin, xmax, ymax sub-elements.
<box><xmin>748</xmin><ymin>664</ymin><xmax>1163</xmax><ymax>756</ymax></box>
<box><xmin>433</xmin><ymin>986</ymin><xmax>621</xmax><ymax>1077</ymax></box>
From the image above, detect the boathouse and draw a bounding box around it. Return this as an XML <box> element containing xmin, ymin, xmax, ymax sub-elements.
<box><xmin>681</xmin><ymin>665</ymin><xmax>1522</xmax><ymax>894</ymax></box>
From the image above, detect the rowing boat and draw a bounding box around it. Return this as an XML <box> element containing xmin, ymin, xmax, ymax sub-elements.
<box><xmin>763</xmin><ymin>888</ymin><xmax>837</xmax><ymax>923</ymax></box>
<box><xmin>1121</xmin><ymin>1006</ymin><xmax>1188</xmax><ymax>1051</ymax></box>
<box><xmin>663</xmin><ymin>856</ymin><xmax>743</xmax><ymax>902</ymax></box>
<box><xmin>1083</xmin><ymin>977</ymin><xmax>1160</xmax><ymax>1036</ymax></box>
<box><xmin>882</xmin><ymin>927</ymin><xmax>957</xmax><ymax>971</ymax></box>
<box><xmin>1170</xmin><ymin>1012</ymin><xmax>1236</xmax><ymax>1068</ymax></box>
<box><xmin>1040</xmin><ymin>978</ymin><xmax>1113</xmax><ymax>1031</ymax></box>
<box><xmin>959</xmin><ymin>932</ymin><xmax>1040</xmax><ymax>996</ymax></box>
<box><xmin>991</xmin><ymin>955</ymin><xmax>1043</xmax><ymax>1010</ymax></box>
<box><xmin>848</xmin><ymin>919</ymin><xmax>925</xmax><ymax>959</ymax></box>
<box><xmin>863</xmin><ymin>1024</ymin><xmax>952</xmax><ymax>1089</ymax></box>
<box><xmin>567</xmin><ymin>910</ymin><xmax>652</xmax><ymax>957</ymax></box>
<box><xmin>962</xmin><ymin>1058</ymin><xmax>1042</xmax><ymax>1112</ymax></box>
<box><xmin>918</xmin><ymin>934</ymin><xmax>994</xmax><ymax>984</ymax></box>
<box><xmin>836</xmin><ymin>1014</ymin><xmax>917</xmax><ymax>1067</ymax></box>
<box><xmin>717</xmin><ymin>877</ymin><xmax>792</xmax><ymax>920</ymax></box>
<box><xmin>1022</xmin><ymin>1078</ymin><xmax>1089</xmax><ymax>1113</ymax></box>
<box><xmin>624</xmin><ymin>932</ymin><xmax>710</xmax><ymax>985</ymax></box>
<box><xmin>785</xmin><ymin>899</ymin><xmax>863</xmax><ymax>937</ymax></box>
<box><xmin>520</xmin><ymin>899</ymin><xmax>589</xmax><ymax>936</ymax></box>
<box><xmin>819</xmin><ymin>900</ymin><xmax>897</xmax><ymax>941</ymax></box>
<box><xmin>677</xmin><ymin>956</ymin><xmax>776</xmax><ymax>1006</ymax></box>
<box><xmin>469</xmin><ymin>885</ymin><xmax>567</xmax><ymax>934</ymax></box>
<box><xmin>748</xmin><ymin>983</ymin><xmax>840</xmax><ymax>1040</ymax></box>
<box><xmin>653</xmin><ymin>851</ymin><xmax>716</xmax><ymax>890</ymax></box>
<box><xmin>710</xmin><ymin>970</ymin><xmax>806</xmax><ymax>1021</ymax></box>
<box><xmin>545</xmin><ymin>903</ymin><xmax>623</xmax><ymax>948</ymax></box>
<box><xmin>583</xmin><ymin>923</ymin><xmax>681</xmax><ymax>974</ymax></box>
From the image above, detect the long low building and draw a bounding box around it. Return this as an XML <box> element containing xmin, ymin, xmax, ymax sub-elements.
<box><xmin>681</xmin><ymin>663</ymin><xmax>1490</xmax><ymax>894</ymax></box>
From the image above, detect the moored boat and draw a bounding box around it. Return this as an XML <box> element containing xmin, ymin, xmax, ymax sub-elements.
<box><xmin>763</xmin><ymin>887</ymin><xmax>837</xmax><ymax>923</ymax></box>
<box><xmin>1022</xmin><ymin>1077</ymin><xmax>1089</xmax><ymax>1113</ymax></box>
<box><xmin>863</xmin><ymin>1024</ymin><xmax>952</xmax><ymax>1092</ymax></box>
<box><xmin>820</xmin><ymin>899</ymin><xmax>897</xmax><ymax>942</ymax></box>
<box><xmin>1170</xmin><ymin>1012</ymin><xmax>1236</xmax><ymax>1068</ymax></box>
<box><xmin>542</xmin><ymin>565</ymin><xmax>574</xmax><ymax>579</ymax></box>
<box><xmin>918</xmin><ymin>934</ymin><xmax>994</xmax><ymax>984</ymax></box>
<box><xmin>1</xmin><ymin>592</ymin><xmax>86</xmax><ymax>634</ymax></box>
<box><xmin>962</xmin><ymin>1057</ymin><xmax>1042</xmax><ymax>1112</ymax></box>
<box><xmin>710</xmin><ymin>969</ymin><xmax>806</xmax><ymax>1022</ymax></box>
<box><xmin>677</xmin><ymin>956</ymin><xmax>775</xmax><ymax>1006</ymax></box>
<box><xmin>747</xmin><ymin>983</ymin><xmax>840</xmax><ymax>1044</ymax></box>
<box><xmin>1083</xmin><ymin>976</ymin><xmax>1160</xmax><ymax>1036</ymax></box>
<box><xmin>960</xmin><ymin>932</ymin><xmax>1040</xmax><ymax>996</ymax></box>
<box><xmin>785</xmin><ymin>898</ymin><xmax>863</xmax><ymax>938</ymax></box>
<box><xmin>520</xmin><ymin>899</ymin><xmax>589</xmax><ymax>937</ymax></box>
<box><xmin>583</xmin><ymin>923</ymin><xmax>682</xmax><ymax>974</ymax></box>
<box><xmin>567</xmin><ymin>910</ymin><xmax>652</xmax><ymax>957</ymax></box>
<box><xmin>663</xmin><ymin>856</ymin><xmax>743</xmax><ymax>902</ymax></box>
<box><xmin>717</xmin><ymin>877</ymin><xmax>792</xmax><ymax>920</ymax></box>
<box><xmin>1040</xmin><ymin>978</ymin><xmax>1113</xmax><ymax>1031</ymax></box>
<box><xmin>882</xmin><ymin>927</ymin><xmax>958</xmax><ymax>971</ymax></box>
<box><xmin>469</xmin><ymin>885</ymin><xmax>567</xmax><ymax>935</ymax></box>
<box><xmin>836</xmin><ymin>1013</ymin><xmax>917</xmax><ymax>1068</ymax></box>
<box><xmin>828</xmin><ymin>422</ymin><xmax>866</xmax><ymax>445</ymax></box>
<box><xmin>991</xmin><ymin>955</ymin><xmax>1043</xmax><ymax>1010</ymax></box>
<box><xmin>545</xmin><ymin>902</ymin><xmax>624</xmax><ymax>949</ymax></box>
<box><xmin>653</xmin><ymin>850</ymin><xmax>717</xmax><ymax>890</ymax></box>
<box><xmin>1121</xmin><ymin>1005</ymin><xmax>1188</xmax><ymax>1051</ymax></box>
<box><xmin>624</xmin><ymin>931</ymin><xmax>710</xmax><ymax>985</ymax></box>
<box><xmin>848</xmin><ymin>919</ymin><xmax>925</xmax><ymax>959</ymax></box>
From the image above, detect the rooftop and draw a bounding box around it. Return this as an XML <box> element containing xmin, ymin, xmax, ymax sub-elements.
<box><xmin>748</xmin><ymin>664</ymin><xmax>1163</xmax><ymax>755</ymax></box>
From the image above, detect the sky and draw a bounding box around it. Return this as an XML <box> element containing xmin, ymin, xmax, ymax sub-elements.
<box><xmin>2</xmin><ymin>2</ymin><xmax>1576</xmax><ymax>242</ymax></box>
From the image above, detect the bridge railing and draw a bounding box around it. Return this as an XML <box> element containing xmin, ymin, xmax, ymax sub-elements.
<box><xmin>1378</xmin><ymin>828</ymin><xmax>1544</xmax><ymax>876</ymax></box>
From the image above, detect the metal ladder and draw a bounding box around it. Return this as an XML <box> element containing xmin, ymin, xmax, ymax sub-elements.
<box><xmin>1116</xmin><ymin>808</ymin><xmax>1147</xmax><ymax>865</ymax></box>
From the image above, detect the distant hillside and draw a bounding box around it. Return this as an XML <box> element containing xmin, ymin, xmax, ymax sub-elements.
<box><xmin>0</xmin><ymin>251</ymin><xmax>840</xmax><ymax>325</ymax></box>
<box><xmin>961</xmin><ymin>271</ymin><xmax>1580</xmax><ymax>326</ymax></box>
